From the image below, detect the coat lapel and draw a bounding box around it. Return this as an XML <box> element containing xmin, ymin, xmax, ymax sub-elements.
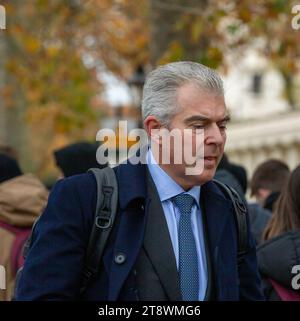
<box><xmin>104</xmin><ymin>154</ymin><xmax>235</xmax><ymax>301</ymax></box>
<box><xmin>106</xmin><ymin>160</ymin><xmax>148</xmax><ymax>301</ymax></box>
<box><xmin>143</xmin><ymin>171</ymin><xmax>182</xmax><ymax>301</ymax></box>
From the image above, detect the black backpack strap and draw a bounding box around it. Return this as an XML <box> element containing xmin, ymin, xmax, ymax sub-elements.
<box><xmin>80</xmin><ymin>167</ymin><xmax>118</xmax><ymax>295</ymax></box>
<box><xmin>212</xmin><ymin>179</ymin><xmax>248</xmax><ymax>263</ymax></box>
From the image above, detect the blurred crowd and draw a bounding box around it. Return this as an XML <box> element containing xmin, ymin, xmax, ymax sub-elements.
<box><xmin>0</xmin><ymin>144</ymin><xmax>299</xmax><ymax>301</ymax></box>
<box><xmin>0</xmin><ymin>142</ymin><xmax>107</xmax><ymax>301</ymax></box>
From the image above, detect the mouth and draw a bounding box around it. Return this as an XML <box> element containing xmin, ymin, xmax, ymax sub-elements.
<box><xmin>196</xmin><ymin>156</ymin><xmax>218</xmax><ymax>161</ymax></box>
<box><xmin>203</xmin><ymin>156</ymin><xmax>217</xmax><ymax>166</ymax></box>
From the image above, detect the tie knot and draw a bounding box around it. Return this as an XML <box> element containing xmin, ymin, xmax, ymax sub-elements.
<box><xmin>172</xmin><ymin>193</ymin><xmax>195</xmax><ymax>216</ymax></box>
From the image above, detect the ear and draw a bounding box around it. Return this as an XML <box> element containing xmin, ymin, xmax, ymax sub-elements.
<box><xmin>143</xmin><ymin>116</ymin><xmax>163</xmax><ymax>144</ymax></box>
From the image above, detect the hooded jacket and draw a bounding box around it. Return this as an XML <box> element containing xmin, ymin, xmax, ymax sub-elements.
<box><xmin>257</xmin><ymin>230</ymin><xmax>300</xmax><ymax>300</ymax></box>
<box><xmin>0</xmin><ymin>174</ymin><xmax>48</xmax><ymax>301</ymax></box>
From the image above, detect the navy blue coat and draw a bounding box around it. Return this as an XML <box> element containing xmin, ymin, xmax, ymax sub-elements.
<box><xmin>16</xmin><ymin>161</ymin><xmax>264</xmax><ymax>301</ymax></box>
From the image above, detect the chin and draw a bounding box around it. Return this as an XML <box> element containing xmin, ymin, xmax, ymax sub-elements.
<box><xmin>196</xmin><ymin>169</ymin><xmax>216</xmax><ymax>185</ymax></box>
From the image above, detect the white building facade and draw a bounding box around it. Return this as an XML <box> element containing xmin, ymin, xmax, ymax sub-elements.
<box><xmin>223</xmin><ymin>50</ymin><xmax>300</xmax><ymax>179</ymax></box>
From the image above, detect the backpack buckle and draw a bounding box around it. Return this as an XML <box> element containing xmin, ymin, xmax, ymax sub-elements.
<box><xmin>95</xmin><ymin>216</ymin><xmax>112</xmax><ymax>229</ymax></box>
<box><xmin>95</xmin><ymin>185</ymin><xmax>113</xmax><ymax>229</ymax></box>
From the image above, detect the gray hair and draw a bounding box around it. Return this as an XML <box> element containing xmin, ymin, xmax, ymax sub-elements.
<box><xmin>141</xmin><ymin>61</ymin><xmax>224</xmax><ymax>126</ymax></box>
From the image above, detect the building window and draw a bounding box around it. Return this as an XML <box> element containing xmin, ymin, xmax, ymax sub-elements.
<box><xmin>252</xmin><ymin>73</ymin><xmax>263</xmax><ymax>94</ymax></box>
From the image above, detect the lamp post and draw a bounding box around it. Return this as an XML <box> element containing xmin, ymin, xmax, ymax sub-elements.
<box><xmin>127</xmin><ymin>65</ymin><xmax>145</xmax><ymax>128</ymax></box>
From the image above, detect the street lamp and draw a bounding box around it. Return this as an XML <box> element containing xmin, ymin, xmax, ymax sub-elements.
<box><xmin>127</xmin><ymin>65</ymin><xmax>145</xmax><ymax>128</ymax></box>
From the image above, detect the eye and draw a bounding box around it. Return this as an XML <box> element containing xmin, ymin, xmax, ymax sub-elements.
<box><xmin>192</xmin><ymin>124</ymin><xmax>205</xmax><ymax>129</ymax></box>
<box><xmin>218</xmin><ymin>123</ymin><xmax>227</xmax><ymax>130</ymax></box>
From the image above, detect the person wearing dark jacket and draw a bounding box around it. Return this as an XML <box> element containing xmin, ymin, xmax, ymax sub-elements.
<box><xmin>216</xmin><ymin>154</ymin><xmax>248</xmax><ymax>195</ymax></box>
<box><xmin>215</xmin><ymin>156</ymin><xmax>270</xmax><ymax>245</ymax></box>
<box><xmin>15</xmin><ymin>61</ymin><xmax>263</xmax><ymax>301</ymax></box>
<box><xmin>54</xmin><ymin>142</ymin><xmax>107</xmax><ymax>178</ymax></box>
<box><xmin>257</xmin><ymin>165</ymin><xmax>300</xmax><ymax>300</ymax></box>
<box><xmin>214</xmin><ymin>169</ymin><xmax>245</xmax><ymax>201</ymax></box>
<box><xmin>257</xmin><ymin>230</ymin><xmax>300</xmax><ymax>300</ymax></box>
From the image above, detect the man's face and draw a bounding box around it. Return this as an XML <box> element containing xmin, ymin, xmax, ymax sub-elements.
<box><xmin>159</xmin><ymin>83</ymin><xmax>228</xmax><ymax>188</ymax></box>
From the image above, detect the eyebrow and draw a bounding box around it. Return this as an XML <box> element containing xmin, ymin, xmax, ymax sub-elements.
<box><xmin>184</xmin><ymin>114</ymin><xmax>231</xmax><ymax>125</ymax></box>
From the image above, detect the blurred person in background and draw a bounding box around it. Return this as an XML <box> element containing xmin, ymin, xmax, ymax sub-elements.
<box><xmin>250</xmin><ymin>159</ymin><xmax>290</xmax><ymax>212</ymax></box>
<box><xmin>54</xmin><ymin>141</ymin><xmax>107</xmax><ymax>178</ymax></box>
<box><xmin>0</xmin><ymin>153</ymin><xmax>48</xmax><ymax>301</ymax></box>
<box><xmin>0</xmin><ymin>145</ymin><xmax>18</xmax><ymax>161</ymax></box>
<box><xmin>257</xmin><ymin>165</ymin><xmax>300</xmax><ymax>300</ymax></box>
<box><xmin>40</xmin><ymin>141</ymin><xmax>109</xmax><ymax>191</ymax></box>
<box><xmin>215</xmin><ymin>153</ymin><xmax>247</xmax><ymax>201</ymax></box>
<box><xmin>215</xmin><ymin>154</ymin><xmax>269</xmax><ymax>245</ymax></box>
<box><xmin>247</xmin><ymin>159</ymin><xmax>290</xmax><ymax>244</ymax></box>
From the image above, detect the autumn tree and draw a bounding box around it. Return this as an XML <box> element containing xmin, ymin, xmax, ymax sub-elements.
<box><xmin>0</xmin><ymin>0</ymin><xmax>149</xmax><ymax>177</ymax></box>
<box><xmin>148</xmin><ymin>0</ymin><xmax>300</xmax><ymax>108</ymax></box>
<box><xmin>2</xmin><ymin>0</ymin><xmax>298</xmax><ymax>178</ymax></box>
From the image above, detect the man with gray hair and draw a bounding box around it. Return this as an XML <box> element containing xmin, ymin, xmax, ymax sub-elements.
<box><xmin>16</xmin><ymin>61</ymin><xmax>263</xmax><ymax>301</ymax></box>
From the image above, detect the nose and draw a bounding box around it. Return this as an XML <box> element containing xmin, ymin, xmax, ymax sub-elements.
<box><xmin>204</xmin><ymin>123</ymin><xmax>225</xmax><ymax>146</ymax></box>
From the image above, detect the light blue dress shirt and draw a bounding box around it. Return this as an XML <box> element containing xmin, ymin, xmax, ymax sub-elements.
<box><xmin>146</xmin><ymin>149</ymin><xmax>208</xmax><ymax>300</ymax></box>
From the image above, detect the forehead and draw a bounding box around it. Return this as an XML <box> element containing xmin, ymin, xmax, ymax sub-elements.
<box><xmin>176</xmin><ymin>83</ymin><xmax>226</xmax><ymax>120</ymax></box>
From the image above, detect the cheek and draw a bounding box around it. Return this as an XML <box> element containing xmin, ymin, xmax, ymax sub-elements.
<box><xmin>219</xmin><ymin>132</ymin><xmax>226</xmax><ymax>151</ymax></box>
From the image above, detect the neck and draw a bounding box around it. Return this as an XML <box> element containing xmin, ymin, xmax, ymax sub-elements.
<box><xmin>159</xmin><ymin>163</ymin><xmax>194</xmax><ymax>191</ymax></box>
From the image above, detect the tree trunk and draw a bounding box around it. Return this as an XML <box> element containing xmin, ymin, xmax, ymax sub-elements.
<box><xmin>0</xmin><ymin>5</ymin><xmax>29</xmax><ymax>168</ymax></box>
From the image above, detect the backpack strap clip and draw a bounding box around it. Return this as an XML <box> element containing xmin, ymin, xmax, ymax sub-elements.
<box><xmin>95</xmin><ymin>185</ymin><xmax>114</xmax><ymax>229</ymax></box>
<box><xmin>80</xmin><ymin>167</ymin><xmax>118</xmax><ymax>296</ymax></box>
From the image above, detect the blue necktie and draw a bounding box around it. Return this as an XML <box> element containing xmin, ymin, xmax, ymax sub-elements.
<box><xmin>172</xmin><ymin>193</ymin><xmax>199</xmax><ymax>301</ymax></box>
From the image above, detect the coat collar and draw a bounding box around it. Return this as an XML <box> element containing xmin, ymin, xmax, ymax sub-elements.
<box><xmin>115</xmin><ymin>148</ymin><xmax>148</xmax><ymax>211</ymax></box>
<box><xmin>142</xmin><ymin>171</ymin><xmax>182</xmax><ymax>300</ymax></box>
<box><xmin>108</xmin><ymin>158</ymin><xmax>234</xmax><ymax>300</ymax></box>
<box><xmin>115</xmin><ymin>159</ymin><xmax>233</xmax><ymax>255</ymax></box>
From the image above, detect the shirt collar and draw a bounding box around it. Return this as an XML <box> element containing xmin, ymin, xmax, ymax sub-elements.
<box><xmin>146</xmin><ymin>148</ymin><xmax>200</xmax><ymax>207</ymax></box>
